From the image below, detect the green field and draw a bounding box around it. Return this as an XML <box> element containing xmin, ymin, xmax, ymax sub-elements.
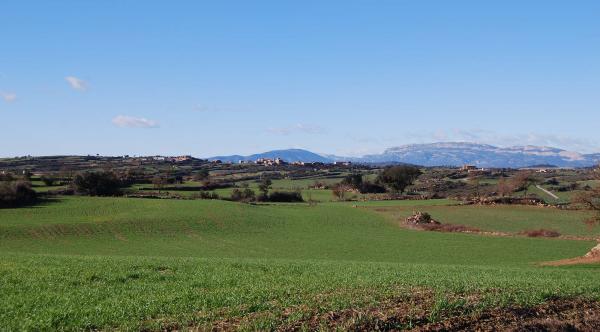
<box><xmin>366</xmin><ymin>203</ymin><xmax>598</xmax><ymax>237</ymax></box>
<box><xmin>1</xmin><ymin>197</ymin><xmax>599</xmax><ymax>330</ymax></box>
<box><xmin>126</xmin><ymin>179</ymin><xmax>342</xmax><ymax>202</ymax></box>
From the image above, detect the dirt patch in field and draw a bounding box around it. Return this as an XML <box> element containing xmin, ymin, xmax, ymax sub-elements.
<box><xmin>542</xmin><ymin>243</ymin><xmax>600</xmax><ymax>266</ymax></box>
<box><xmin>520</xmin><ymin>228</ymin><xmax>561</xmax><ymax>238</ymax></box>
<box><xmin>206</xmin><ymin>293</ymin><xmax>600</xmax><ymax>331</ymax></box>
<box><xmin>288</xmin><ymin>298</ymin><xmax>600</xmax><ymax>331</ymax></box>
<box><xmin>401</xmin><ymin>212</ymin><xmax>505</xmax><ymax>237</ymax></box>
<box><xmin>422</xmin><ymin>297</ymin><xmax>600</xmax><ymax>331</ymax></box>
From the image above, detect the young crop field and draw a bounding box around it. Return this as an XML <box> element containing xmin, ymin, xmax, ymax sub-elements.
<box><xmin>367</xmin><ymin>203</ymin><xmax>599</xmax><ymax>237</ymax></box>
<box><xmin>1</xmin><ymin>196</ymin><xmax>599</xmax><ymax>330</ymax></box>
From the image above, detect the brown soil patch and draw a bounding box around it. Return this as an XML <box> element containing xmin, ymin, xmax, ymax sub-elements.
<box><xmin>204</xmin><ymin>293</ymin><xmax>600</xmax><ymax>331</ymax></box>
<box><xmin>520</xmin><ymin>229</ymin><xmax>561</xmax><ymax>238</ymax></box>
<box><xmin>542</xmin><ymin>243</ymin><xmax>600</xmax><ymax>266</ymax></box>
<box><xmin>421</xmin><ymin>298</ymin><xmax>600</xmax><ymax>332</ymax></box>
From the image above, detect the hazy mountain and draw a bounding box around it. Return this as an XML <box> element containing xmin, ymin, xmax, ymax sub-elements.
<box><xmin>354</xmin><ymin>142</ymin><xmax>600</xmax><ymax>168</ymax></box>
<box><xmin>208</xmin><ymin>149</ymin><xmax>332</xmax><ymax>163</ymax></box>
<box><xmin>208</xmin><ymin>143</ymin><xmax>600</xmax><ymax>168</ymax></box>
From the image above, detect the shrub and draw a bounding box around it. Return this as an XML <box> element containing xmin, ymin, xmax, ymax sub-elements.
<box><xmin>40</xmin><ymin>175</ymin><xmax>56</xmax><ymax>186</ymax></box>
<box><xmin>265</xmin><ymin>191</ymin><xmax>304</xmax><ymax>202</ymax></box>
<box><xmin>193</xmin><ymin>169</ymin><xmax>210</xmax><ymax>182</ymax></box>
<box><xmin>230</xmin><ymin>188</ymin><xmax>256</xmax><ymax>202</ymax></box>
<box><xmin>73</xmin><ymin>171</ymin><xmax>123</xmax><ymax>196</ymax></box>
<box><xmin>0</xmin><ymin>173</ymin><xmax>15</xmax><ymax>181</ymax></box>
<box><xmin>191</xmin><ymin>191</ymin><xmax>220</xmax><ymax>200</ymax></box>
<box><xmin>520</xmin><ymin>229</ymin><xmax>561</xmax><ymax>238</ymax></box>
<box><xmin>341</xmin><ymin>173</ymin><xmax>363</xmax><ymax>189</ymax></box>
<box><xmin>359</xmin><ymin>181</ymin><xmax>387</xmax><ymax>194</ymax></box>
<box><xmin>0</xmin><ymin>181</ymin><xmax>37</xmax><ymax>208</ymax></box>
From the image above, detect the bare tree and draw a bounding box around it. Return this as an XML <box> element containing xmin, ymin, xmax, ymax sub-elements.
<box><xmin>152</xmin><ymin>175</ymin><xmax>167</xmax><ymax>194</ymax></box>
<box><xmin>332</xmin><ymin>184</ymin><xmax>352</xmax><ymax>201</ymax></box>
<box><xmin>467</xmin><ymin>172</ymin><xmax>481</xmax><ymax>199</ymax></box>
<box><xmin>572</xmin><ymin>167</ymin><xmax>600</xmax><ymax>226</ymax></box>
<box><xmin>497</xmin><ymin>178</ymin><xmax>516</xmax><ymax>197</ymax></box>
<box><xmin>512</xmin><ymin>171</ymin><xmax>539</xmax><ymax>197</ymax></box>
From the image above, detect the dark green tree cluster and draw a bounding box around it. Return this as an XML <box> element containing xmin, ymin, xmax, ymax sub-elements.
<box><xmin>377</xmin><ymin>165</ymin><xmax>422</xmax><ymax>194</ymax></box>
<box><xmin>0</xmin><ymin>180</ymin><xmax>37</xmax><ymax>208</ymax></box>
<box><xmin>73</xmin><ymin>171</ymin><xmax>123</xmax><ymax>196</ymax></box>
<box><xmin>339</xmin><ymin>173</ymin><xmax>386</xmax><ymax>194</ymax></box>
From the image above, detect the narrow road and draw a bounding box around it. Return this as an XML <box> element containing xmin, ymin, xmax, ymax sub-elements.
<box><xmin>536</xmin><ymin>185</ymin><xmax>559</xmax><ymax>200</ymax></box>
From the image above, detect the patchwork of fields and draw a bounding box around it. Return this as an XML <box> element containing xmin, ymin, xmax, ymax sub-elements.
<box><xmin>1</xmin><ymin>196</ymin><xmax>599</xmax><ymax>330</ymax></box>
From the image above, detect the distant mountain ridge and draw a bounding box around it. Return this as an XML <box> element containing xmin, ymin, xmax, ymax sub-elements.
<box><xmin>355</xmin><ymin>142</ymin><xmax>600</xmax><ymax>168</ymax></box>
<box><xmin>208</xmin><ymin>143</ymin><xmax>600</xmax><ymax>168</ymax></box>
<box><xmin>208</xmin><ymin>149</ymin><xmax>331</xmax><ymax>163</ymax></box>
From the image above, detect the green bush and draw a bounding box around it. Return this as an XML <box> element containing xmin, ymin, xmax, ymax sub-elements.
<box><xmin>264</xmin><ymin>191</ymin><xmax>304</xmax><ymax>202</ymax></box>
<box><xmin>73</xmin><ymin>171</ymin><xmax>123</xmax><ymax>196</ymax></box>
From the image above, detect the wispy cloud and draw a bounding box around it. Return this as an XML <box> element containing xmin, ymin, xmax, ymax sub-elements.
<box><xmin>0</xmin><ymin>91</ymin><xmax>16</xmax><ymax>103</ymax></box>
<box><xmin>112</xmin><ymin>115</ymin><xmax>159</xmax><ymax>128</ymax></box>
<box><xmin>267</xmin><ymin>123</ymin><xmax>324</xmax><ymax>135</ymax></box>
<box><xmin>65</xmin><ymin>76</ymin><xmax>88</xmax><ymax>91</ymax></box>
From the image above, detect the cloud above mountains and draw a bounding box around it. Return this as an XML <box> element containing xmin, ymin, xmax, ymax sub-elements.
<box><xmin>112</xmin><ymin>115</ymin><xmax>159</xmax><ymax>128</ymax></box>
<box><xmin>65</xmin><ymin>76</ymin><xmax>88</xmax><ymax>91</ymax></box>
<box><xmin>0</xmin><ymin>91</ymin><xmax>17</xmax><ymax>103</ymax></box>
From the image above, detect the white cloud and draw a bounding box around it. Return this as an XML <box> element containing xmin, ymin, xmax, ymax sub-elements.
<box><xmin>112</xmin><ymin>115</ymin><xmax>159</xmax><ymax>128</ymax></box>
<box><xmin>0</xmin><ymin>91</ymin><xmax>16</xmax><ymax>103</ymax></box>
<box><xmin>267</xmin><ymin>123</ymin><xmax>324</xmax><ymax>135</ymax></box>
<box><xmin>65</xmin><ymin>76</ymin><xmax>88</xmax><ymax>91</ymax></box>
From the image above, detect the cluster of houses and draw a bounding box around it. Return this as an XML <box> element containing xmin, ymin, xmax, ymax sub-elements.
<box><xmin>229</xmin><ymin>158</ymin><xmax>352</xmax><ymax>167</ymax></box>
<box><xmin>129</xmin><ymin>155</ymin><xmax>193</xmax><ymax>163</ymax></box>
<box><xmin>460</xmin><ymin>164</ymin><xmax>491</xmax><ymax>175</ymax></box>
<box><xmin>235</xmin><ymin>158</ymin><xmax>287</xmax><ymax>165</ymax></box>
<box><xmin>461</xmin><ymin>164</ymin><xmax>557</xmax><ymax>174</ymax></box>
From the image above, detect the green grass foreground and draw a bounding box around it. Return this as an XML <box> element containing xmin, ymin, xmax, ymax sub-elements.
<box><xmin>1</xmin><ymin>197</ymin><xmax>599</xmax><ymax>330</ymax></box>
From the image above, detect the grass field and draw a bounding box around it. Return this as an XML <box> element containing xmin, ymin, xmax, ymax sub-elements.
<box><xmin>1</xmin><ymin>197</ymin><xmax>599</xmax><ymax>330</ymax></box>
<box><xmin>126</xmin><ymin>179</ymin><xmax>341</xmax><ymax>202</ymax></box>
<box><xmin>366</xmin><ymin>203</ymin><xmax>599</xmax><ymax>237</ymax></box>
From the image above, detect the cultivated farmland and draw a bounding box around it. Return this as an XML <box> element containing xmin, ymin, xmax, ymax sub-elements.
<box><xmin>1</xmin><ymin>196</ymin><xmax>599</xmax><ymax>330</ymax></box>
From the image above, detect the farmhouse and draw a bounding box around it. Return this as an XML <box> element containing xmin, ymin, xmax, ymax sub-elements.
<box><xmin>170</xmin><ymin>155</ymin><xmax>192</xmax><ymax>162</ymax></box>
<box><xmin>334</xmin><ymin>161</ymin><xmax>352</xmax><ymax>166</ymax></box>
<box><xmin>256</xmin><ymin>158</ymin><xmax>287</xmax><ymax>166</ymax></box>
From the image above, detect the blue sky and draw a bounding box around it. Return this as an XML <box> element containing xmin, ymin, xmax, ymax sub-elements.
<box><xmin>1</xmin><ymin>1</ymin><xmax>599</xmax><ymax>157</ymax></box>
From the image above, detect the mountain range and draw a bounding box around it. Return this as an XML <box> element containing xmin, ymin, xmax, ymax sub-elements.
<box><xmin>208</xmin><ymin>143</ymin><xmax>600</xmax><ymax>168</ymax></box>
